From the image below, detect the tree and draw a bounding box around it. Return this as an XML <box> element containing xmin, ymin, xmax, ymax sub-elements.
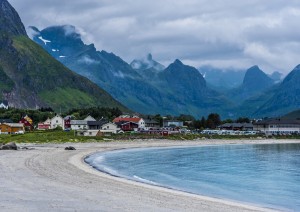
<box><xmin>236</xmin><ymin>117</ymin><xmax>250</xmax><ymax>123</ymax></box>
<box><xmin>206</xmin><ymin>113</ymin><xmax>221</xmax><ymax>129</ymax></box>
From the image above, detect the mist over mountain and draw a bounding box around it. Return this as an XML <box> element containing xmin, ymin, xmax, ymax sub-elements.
<box><xmin>199</xmin><ymin>65</ymin><xmax>246</xmax><ymax>91</ymax></box>
<box><xmin>28</xmin><ymin>23</ymin><xmax>300</xmax><ymax>119</ymax></box>
<box><xmin>0</xmin><ymin>0</ymin><xmax>126</xmax><ymax>111</ymax></box>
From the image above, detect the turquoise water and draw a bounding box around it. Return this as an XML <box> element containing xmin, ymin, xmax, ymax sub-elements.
<box><xmin>85</xmin><ymin>143</ymin><xmax>300</xmax><ymax>211</ymax></box>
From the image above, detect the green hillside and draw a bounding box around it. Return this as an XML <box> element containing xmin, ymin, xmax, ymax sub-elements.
<box><xmin>0</xmin><ymin>0</ymin><xmax>127</xmax><ymax>112</ymax></box>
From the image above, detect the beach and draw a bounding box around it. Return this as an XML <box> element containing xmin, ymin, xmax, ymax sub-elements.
<box><xmin>1</xmin><ymin>139</ymin><xmax>298</xmax><ymax>212</ymax></box>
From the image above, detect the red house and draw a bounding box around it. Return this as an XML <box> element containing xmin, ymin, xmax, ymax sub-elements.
<box><xmin>115</xmin><ymin>121</ymin><xmax>139</xmax><ymax>132</ymax></box>
<box><xmin>64</xmin><ymin>116</ymin><xmax>72</xmax><ymax>130</ymax></box>
<box><xmin>19</xmin><ymin>116</ymin><xmax>34</xmax><ymax>131</ymax></box>
<box><xmin>37</xmin><ymin>118</ymin><xmax>51</xmax><ymax>130</ymax></box>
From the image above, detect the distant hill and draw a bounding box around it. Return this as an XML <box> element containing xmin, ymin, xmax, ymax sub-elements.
<box><xmin>228</xmin><ymin>66</ymin><xmax>275</xmax><ymax>102</ymax></box>
<box><xmin>199</xmin><ymin>65</ymin><xmax>246</xmax><ymax>90</ymax></box>
<box><xmin>0</xmin><ymin>0</ymin><xmax>126</xmax><ymax>112</ymax></box>
<box><xmin>282</xmin><ymin>109</ymin><xmax>300</xmax><ymax>119</ymax></box>
<box><xmin>252</xmin><ymin>65</ymin><xmax>300</xmax><ymax>117</ymax></box>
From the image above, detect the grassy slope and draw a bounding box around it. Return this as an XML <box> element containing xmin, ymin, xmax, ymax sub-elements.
<box><xmin>8</xmin><ymin>36</ymin><xmax>127</xmax><ymax>112</ymax></box>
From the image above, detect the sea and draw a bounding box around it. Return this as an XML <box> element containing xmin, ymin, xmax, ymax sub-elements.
<box><xmin>85</xmin><ymin>143</ymin><xmax>300</xmax><ymax>211</ymax></box>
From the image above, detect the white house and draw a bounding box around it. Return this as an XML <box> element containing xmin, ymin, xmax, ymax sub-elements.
<box><xmin>0</xmin><ymin>100</ymin><xmax>8</xmax><ymax>109</ymax></box>
<box><xmin>100</xmin><ymin>122</ymin><xmax>119</xmax><ymax>134</ymax></box>
<box><xmin>50</xmin><ymin>115</ymin><xmax>64</xmax><ymax>129</ymax></box>
<box><xmin>253</xmin><ymin>119</ymin><xmax>300</xmax><ymax>135</ymax></box>
<box><xmin>71</xmin><ymin>116</ymin><xmax>96</xmax><ymax>130</ymax></box>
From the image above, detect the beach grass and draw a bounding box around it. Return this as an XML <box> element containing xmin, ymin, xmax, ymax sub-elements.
<box><xmin>1</xmin><ymin>130</ymin><xmax>300</xmax><ymax>144</ymax></box>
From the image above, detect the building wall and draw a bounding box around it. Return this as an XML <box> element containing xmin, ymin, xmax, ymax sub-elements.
<box><xmin>0</xmin><ymin>124</ymin><xmax>24</xmax><ymax>134</ymax></box>
<box><xmin>51</xmin><ymin>115</ymin><xmax>64</xmax><ymax>129</ymax></box>
<box><xmin>101</xmin><ymin>123</ymin><xmax>119</xmax><ymax>134</ymax></box>
<box><xmin>254</xmin><ymin>124</ymin><xmax>300</xmax><ymax>135</ymax></box>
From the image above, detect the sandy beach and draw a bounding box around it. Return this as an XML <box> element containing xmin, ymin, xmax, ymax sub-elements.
<box><xmin>1</xmin><ymin>139</ymin><xmax>298</xmax><ymax>212</ymax></box>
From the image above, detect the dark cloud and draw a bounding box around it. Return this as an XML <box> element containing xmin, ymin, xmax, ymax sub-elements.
<box><xmin>9</xmin><ymin>0</ymin><xmax>300</xmax><ymax>74</ymax></box>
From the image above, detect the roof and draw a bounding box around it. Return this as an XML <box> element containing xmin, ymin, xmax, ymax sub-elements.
<box><xmin>254</xmin><ymin>119</ymin><xmax>300</xmax><ymax>125</ymax></box>
<box><xmin>219</xmin><ymin>123</ymin><xmax>253</xmax><ymax>128</ymax></box>
<box><xmin>113</xmin><ymin>117</ymin><xmax>142</xmax><ymax>123</ymax></box>
<box><xmin>87</xmin><ymin>121</ymin><xmax>108</xmax><ymax>126</ymax></box>
<box><xmin>3</xmin><ymin>123</ymin><xmax>24</xmax><ymax>128</ymax></box>
<box><xmin>84</xmin><ymin>115</ymin><xmax>96</xmax><ymax>121</ymax></box>
<box><xmin>71</xmin><ymin>120</ymin><xmax>88</xmax><ymax>125</ymax></box>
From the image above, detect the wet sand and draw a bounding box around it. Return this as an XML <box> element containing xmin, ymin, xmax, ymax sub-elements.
<box><xmin>1</xmin><ymin>139</ymin><xmax>296</xmax><ymax>211</ymax></box>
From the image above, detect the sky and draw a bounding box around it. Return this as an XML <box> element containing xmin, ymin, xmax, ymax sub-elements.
<box><xmin>9</xmin><ymin>0</ymin><xmax>300</xmax><ymax>74</ymax></box>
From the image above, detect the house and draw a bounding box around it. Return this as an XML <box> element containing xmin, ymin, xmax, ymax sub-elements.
<box><xmin>71</xmin><ymin>116</ymin><xmax>96</xmax><ymax>130</ymax></box>
<box><xmin>100</xmin><ymin>122</ymin><xmax>119</xmax><ymax>134</ymax></box>
<box><xmin>113</xmin><ymin>116</ymin><xmax>145</xmax><ymax>129</ymax></box>
<box><xmin>19</xmin><ymin>115</ymin><xmax>34</xmax><ymax>131</ymax></box>
<box><xmin>163</xmin><ymin>120</ymin><xmax>184</xmax><ymax>128</ymax></box>
<box><xmin>144</xmin><ymin>119</ymin><xmax>160</xmax><ymax>129</ymax></box>
<box><xmin>0</xmin><ymin>100</ymin><xmax>8</xmax><ymax>109</ymax></box>
<box><xmin>87</xmin><ymin>120</ymin><xmax>108</xmax><ymax>130</ymax></box>
<box><xmin>218</xmin><ymin>123</ymin><xmax>253</xmax><ymax>131</ymax></box>
<box><xmin>64</xmin><ymin>116</ymin><xmax>73</xmax><ymax>130</ymax></box>
<box><xmin>0</xmin><ymin>123</ymin><xmax>24</xmax><ymax>134</ymax></box>
<box><xmin>115</xmin><ymin>121</ymin><xmax>139</xmax><ymax>131</ymax></box>
<box><xmin>38</xmin><ymin>118</ymin><xmax>51</xmax><ymax>130</ymax></box>
<box><xmin>253</xmin><ymin>119</ymin><xmax>300</xmax><ymax>135</ymax></box>
<box><xmin>51</xmin><ymin>115</ymin><xmax>65</xmax><ymax>129</ymax></box>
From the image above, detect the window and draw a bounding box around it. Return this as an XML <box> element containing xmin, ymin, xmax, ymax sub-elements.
<box><xmin>107</xmin><ymin>126</ymin><xmax>109</xmax><ymax>129</ymax></box>
<box><xmin>56</xmin><ymin>120</ymin><xmax>58</xmax><ymax>123</ymax></box>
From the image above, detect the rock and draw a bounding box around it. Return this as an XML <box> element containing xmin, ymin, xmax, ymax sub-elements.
<box><xmin>0</xmin><ymin>142</ymin><xmax>18</xmax><ymax>150</ymax></box>
<box><xmin>65</xmin><ymin>146</ymin><xmax>76</xmax><ymax>150</ymax></box>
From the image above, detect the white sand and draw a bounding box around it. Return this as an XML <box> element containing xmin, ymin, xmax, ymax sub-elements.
<box><xmin>1</xmin><ymin>139</ymin><xmax>297</xmax><ymax>212</ymax></box>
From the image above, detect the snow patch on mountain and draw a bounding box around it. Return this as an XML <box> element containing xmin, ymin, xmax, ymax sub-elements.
<box><xmin>38</xmin><ymin>36</ymin><xmax>51</xmax><ymax>45</ymax></box>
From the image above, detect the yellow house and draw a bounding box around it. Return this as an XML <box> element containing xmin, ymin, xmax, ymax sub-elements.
<box><xmin>0</xmin><ymin>123</ymin><xmax>25</xmax><ymax>134</ymax></box>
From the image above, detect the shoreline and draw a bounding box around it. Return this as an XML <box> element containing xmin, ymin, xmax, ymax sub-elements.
<box><xmin>1</xmin><ymin>139</ymin><xmax>298</xmax><ymax>211</ymax></box>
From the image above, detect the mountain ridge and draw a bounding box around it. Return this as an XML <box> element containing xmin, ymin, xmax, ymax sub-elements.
<box><xmin>0</xmin><ymin>0</ymin><xmax>127</xmax><ymax>112</ymax></box>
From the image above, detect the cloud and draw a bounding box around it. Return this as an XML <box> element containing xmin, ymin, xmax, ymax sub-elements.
<box><xmin>9</xmin><ymin>0</ymin><xmax>300</xmax><ymax>74</ymax></box>
<box><xmin>78</xmin><ymin>55</ymin><xmax>99</xmax><ymax>65</ymax></box>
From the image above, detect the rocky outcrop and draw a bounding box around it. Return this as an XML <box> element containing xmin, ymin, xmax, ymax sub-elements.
<box><xmin>0</xmin><ymin>0</ymin><xmax>27</xmax><ymax>36</ymax></box>
<box><xmin>0</xmin><ymin>142</ymin><xmax>18</xmax><ymax>150</ymax></box>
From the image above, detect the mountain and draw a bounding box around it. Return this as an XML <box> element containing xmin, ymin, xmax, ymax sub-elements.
<box><xmin>31</xmin><ymin>25</ymin><xmax>234</xmax><ymax>117</ymax></box>
<box><xmin>282</xmin><ymin>109</ymin><xmax>300</xmax><ymax>119</ymax></box>
<box><xmin>228</xmin><ymin>66</ymin><xmax>275</xmax><ymax>102</ymax></box>
<box><xmin>0</xmin><ymin>0</ymin><xmax>126</xmax><ymax>111</ymax></box>
<box><xmin>269</xmin><ymin>71</ymin><xmax>283</xmax><ymax>83</ymax></box>
<box><xmin>29</xmin><ymin>25</ymin><xmax>170</xmax><ymax>114</ymax></box>
<box><xmin>198</xmin><ymin>65</ymin><xmax>246</xmax><ymax>90</ymax></box>
<box><xmin>156</xmin><ymin>59</ymin><xmax>233</xmax><ymax>116</ymax></box>
<box><xmin>131</xmin><ymin>53</ymin><xmax>165</xmax><ymax>71</ymax></box>
<box><xmin>252</xmin><ymin>65</ymin><xmax>300</xmax><ymax>117</ymax></box>
<box><xmin>130</xmin><ymin>53</ymin><xmax>165</xmax><ymax>81</ymax></box>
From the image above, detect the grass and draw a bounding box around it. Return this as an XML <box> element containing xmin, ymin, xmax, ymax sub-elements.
<box><xmin>0</xmin><ymin>130</ymin><xmax>105</xmax><ymax>144</ymax></box>
<box><xmin>1</xmin><ymin>131</ymin><xmax>299</xmax><ymax>145</ymax></box>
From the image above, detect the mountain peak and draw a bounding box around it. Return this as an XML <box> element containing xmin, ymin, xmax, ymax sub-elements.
<box><xmin>174</xmin><ymin>59</ymin><xmax>183</xmax><ymax>65</ymax></box>
<box><xmin>130</xmin><ymin>53</ymin><xmax>165</xmax><ymax>71</ymax></box>
<box><xmin>0</xmin><ymin>0</ymin><xmax>27</xmax><ymax>36</ymax></box>
<box><xmin>147</xmin><ymin>53</ymin><xmax>152</xmax><ymax>61</ymax></box>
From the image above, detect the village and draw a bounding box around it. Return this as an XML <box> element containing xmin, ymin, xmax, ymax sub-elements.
<box><xmin>1</xmin><ymin>111</ymin><xmax>300</xmax><ymax>137</ymax></box>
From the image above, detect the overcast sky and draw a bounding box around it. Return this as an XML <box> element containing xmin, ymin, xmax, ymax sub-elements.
<box><xmin>9</xmin><ymin>0</ymin><xmax>300</xmax><ymax>74</ymax></box>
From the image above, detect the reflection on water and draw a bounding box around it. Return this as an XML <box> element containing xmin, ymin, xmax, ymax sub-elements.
<box><xmin>86</xmin><ymin>143</ymin><xmax>300</xmax><ymax>211</ymax></box>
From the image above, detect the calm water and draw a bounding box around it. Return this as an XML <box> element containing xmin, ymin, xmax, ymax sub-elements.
<box><xmin>85</xmin><ymin>143</ymin><xmax>300</xmax><ymax>211</ymax></box>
